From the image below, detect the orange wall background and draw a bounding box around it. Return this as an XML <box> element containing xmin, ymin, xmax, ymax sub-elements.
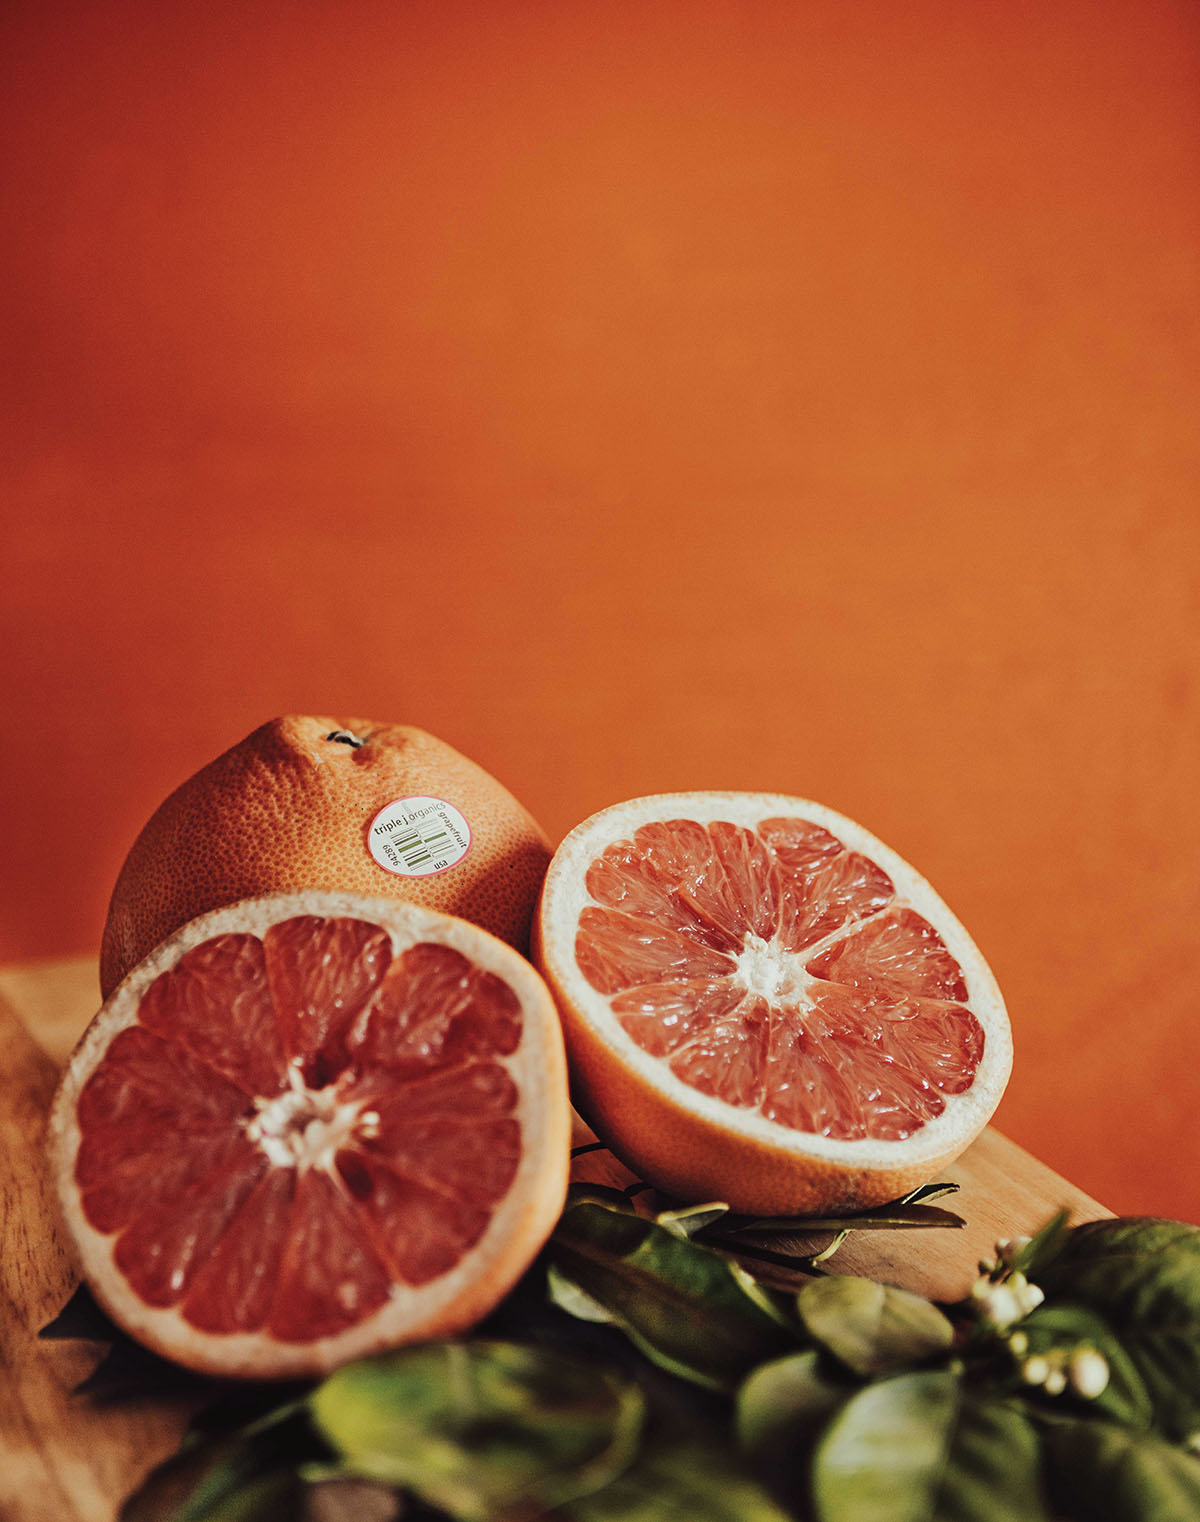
<box><xmin>3</xmin><ymin>0</ymin><xmax>1198</xmax><ymax>1222</ymax></box>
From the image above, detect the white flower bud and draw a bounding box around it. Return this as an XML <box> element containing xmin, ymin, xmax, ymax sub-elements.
<box><xmin>1021</xmin><ymin>1355</ymin><xmax>1051</xmax><ymax>1386</ymax></box>
<box><xmin>1044</xmin><ymin>1367</ymin><xmax>1068</xmax><ymax>1396</ymax></box>
<box><xmin>1015</xmin><ymin>1280</ymin><xmax>1045</xmax><ymax>1315</ymax></box>
<box><xmin>1069</xmin><ymin>1348</ymin><xmax>1110</xmax><ymax>1399</ymax></box>
<box><xmin>981</xmin><ymin>1284</ymin><xmax>1022</xmax><ymax>1329</ymax></box>
<box><xmin>996</xmin><ymin>1236</ymin><xmax>1031</xmax><ymax>1265</ymax></box>
<box><xmin>1009</xmin><ymin>1331</ymin><xmax>1029</xmax><ymax>1356</ymax></box>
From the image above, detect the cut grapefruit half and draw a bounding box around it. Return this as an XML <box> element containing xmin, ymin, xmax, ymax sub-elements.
<box><xmin>50</xmin><ymin>892</ymin><xmax>570</xmax><ymax>1378</ymax></box>
<box><xmin>534</xmin><ymin>793</ymin><xmax>1012</xmax><ymax>1216</ymax></box>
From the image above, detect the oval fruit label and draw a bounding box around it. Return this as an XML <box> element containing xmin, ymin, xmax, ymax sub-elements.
<box><xmin>367</xmin><ymin>796</ymin><xmax>473</xmax><ymax>877</ymax></box>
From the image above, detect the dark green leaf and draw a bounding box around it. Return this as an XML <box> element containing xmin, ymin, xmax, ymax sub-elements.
<box><xmin>561</xmin><ymin>1441</ymin><xmax>794</xmax><ymax>1522</ymax></box>
<box><xmin>724</xmin><ymin>1204</ymin><xmax>965</xmax><ymax>1236</ymax></box>
<box><xmin>897</xmin><ymin>1182</ymin><xmax>962</xmax><ymax>1205</ymax></box>
<box><xmin>1019</xmin><ymin>1303</ymin><xmax>1154</xmax><ymax>1429</ymax></box>
<box><xmin>797</xmin><ymin>1277</ymin><xmax>954</xmax><ymax>1377</ymax></box>
<box><xmin>309</xmin><ymin>1340</ymin><xmax>643</xmax><ymax>1522</ymax></box>
<box><xmin>546</xmin><ymin>1265</ymin><xmax>621</xmax><ymax>1326</ymax></box>
<box><xmin>737</xmin><ymin>1350</ymin><xmax>849</xmax><ymax>1457</ymax></box>
<box><xmin>736</xmin><ymin>1350</ymin><xmax>852</xmax><ymax>1511</ymax></box>
<box><xmin>1034</xmin><ymin>1217</ymin><xmax>1200</xmax><ymax>1440</ymax></box>
<box><xmin>547</xmin><ymin>1200</ymin><xmax>796</xmax><ymax>1390</ymax></box>
<box><xmin>1008</xmin><ymin>1211</ymin><xmax>1070</xmax><ymax>1277</ymax></box>
<box><xmin>1043</xmin><ymin>1418</ymin><xmax>1200</xmax><ymax>1522</ymax></box>
<box><xmin>813</xmin><ymin>1372</ymin><xmax>1052</xmax><ymax>1522</ymax></box>
<box><xmin>121</xmin><ymin>1408</ymin><xmax>316</xmax><ymax>1522</ymax></box>
<box><xmin>1052</xmin><ymin>1218</ymin><xmax>1200</xmax><ymax>1262</ymax></box>
<box><xmin>565</xmin><ymin>1181</ymin><xmax>646</xmax><ymax>1211</ymax></box>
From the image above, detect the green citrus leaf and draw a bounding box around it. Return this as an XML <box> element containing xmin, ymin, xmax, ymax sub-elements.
<box><xmin>560</xmin><ymin>1441</ymin><xmax>794</xmax><ymax>1522</ymax></box>
<box><xmin>726</xmin><ymin>1203</ymin><xmax>965</xmax><ymax>1236</ymax></box>
<box><xmin>120</xmin><ymin>1408</ymin><xmax>315</xmax><ymax>1522</ymax></box>
<box><xmin>735</xmin><ymin>1349</ymin><xmax>852</xmax><ymax>1511</ymax></box>
<box><xmin>547</xmin><ymin>1200</ymin><xmax>797</xmax><ymax>1391</ymax></box>
<box><xmin>813</xmin><ymin>1372</ymin><xmax>1052</xmax><ymax>1522</ymax></box>
<box><xmin>1043</xmin><ymin>1418</ymin><xmax>1200</xmax><ymax>1521</ymax></box>
<box><xmin>1007</xmin><ymin>1211</ymin><xmax>1071</xmax><ymax>1277</ymax></box>
<box><xmin>655</xmin><ymin>1202</ymin><xmax>732</xmax><ymax>1239</ymax></box>
<box><xmin>797</xmin><ymin>1276</ymin><xmax>954</xmax><ymax>1377</ymax></box>
<box><xmin>737</xmin><ymin>1350</ymin><xmax>849</xmax><ymax>1456</ymax></box>
<box><xmin>1034</xmin><ymin>1217</ymin><xmax>1200</xmax><ymax>1441</ymax></box>
<box><xmin>1019</xmin><ymin>1303</ymin><xmax>1154</xmax><ymax>1429</ymax></box>
<box><xmin>309</xmin><ymin>1341</ymin><xmax>643</xmax><ymax>1522</ymax></box>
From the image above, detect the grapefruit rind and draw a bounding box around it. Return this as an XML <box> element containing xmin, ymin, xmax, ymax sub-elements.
<box><xmin>99</xmin><ymin>716</ymin><xmax>554</xmax><ymax>997</ymax></box>
<box><xmin>51</xmin><ymin>892</ymin><xmax>570</xmax><ymax>1378</ymax></box>
<box><xmin>535</xmin><ymin>792</ymin><xmax>1012</xmax><ymax>1215</ymax></box>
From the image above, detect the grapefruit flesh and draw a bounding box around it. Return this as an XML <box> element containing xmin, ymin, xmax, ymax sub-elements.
<box><xmin>100</xmin><ymin>717</ymin><xmax>552</xmax><ymax>998</ymax></box>
<box><xmin>53</xmin><ymin>893</ymin><xmax>570</xmax><ymax>1377</ymax></box>
<box><xmin>536</xmin><ymin>794</ymin><xmax>1012</xmax><ymax>1215</ymax></box>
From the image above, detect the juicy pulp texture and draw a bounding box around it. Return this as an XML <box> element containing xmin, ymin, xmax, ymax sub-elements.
<box><xmin>575</xmin><ymin>817</ymin><xmax>984</xmax><ymax>1143</ymax></box>
<box><xmin>74</xmin><ymin>916</ymin><xmax>523</xmax><ymax>1342</ymax></box>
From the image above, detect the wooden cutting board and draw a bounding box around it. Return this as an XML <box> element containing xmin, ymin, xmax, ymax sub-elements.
<box><xmin>0</xmin><ymin>957</ymin><xmax>1110</xmax><ymax>1522</ymax></box>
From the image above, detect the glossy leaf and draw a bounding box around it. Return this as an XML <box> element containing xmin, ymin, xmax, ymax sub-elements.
<box><xmin>1019</xmin><ymin>1303</ymin><xmax>1153</xmax><ymax>1429</ymax></box>
<box><xmin>655</xmin><ymin>1202</ymin><xmax>732</xmax><ymax>1239</ymax></box>
<box><xmin>548</xmin><ymin>1200</ymin><xmax>797</xmax><ymax>1390</ymax></box>
<box><xmin>1008</xmin><ymin>1211</ymin><xmax>1070</xmax><ymax>1277</ymax></box>
<box><xmin>1043</xmin><ymin>1418</ymin><xmax>1200</xmax><ymax>1522</ymax></box>
<box><xmin>797</xmin><ymin>1276</ymin><xmax>954</xmax><ymax>1377</ymax></box>
<box><xmin>725</xmin><ymin>1203</ymin><xmax>965</xmax><ymax>1237</ymax></box>
<box><xmin>562</xmin><ymin>1441</ymin><xmax>794</xmax><ymax>1522</ymax></box>
<box><xmin>121</xmin><ymin>1408</ymin><xmax>315</xmax><ymax>1522</ymax></box>
<box><xmin>1035</xmin><ymin>1218</ymin><xmax>1200</xmax><ymax>1440</ymax></box>
<box><xmin>737</xmin><ymin>1350</ymin><xmax>849</xmax><ymax>1456</ymax></box>
<box><xmin>736</xmin><ymin>1349</ymin><xmax>852</xmax><ymax>1510</ymax></box>
<box><xmin>813</xmin><ymin>1372</ymin><xmax>1052</xmax><ymax>1522</ymax></box>
<box><xmin>309</xmin><ymin>1340</ymin><xmax>643</xmax><ymax>1522</ymax></box>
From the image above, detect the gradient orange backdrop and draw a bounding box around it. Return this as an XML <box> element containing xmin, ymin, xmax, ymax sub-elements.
<box><xmin>3</xmin><ymin>0</ymin><xmax>1198</xmax><ymax>1222</ymax></box>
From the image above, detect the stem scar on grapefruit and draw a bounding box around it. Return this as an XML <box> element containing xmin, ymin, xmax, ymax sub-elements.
<box><xmin>51</xmin><ymin>893</ymin><xmax>570</xmax><ymax>1378</ymax></box>
<box><xmin>533</xmin><ymin>793</ymin><xmax>1012</xmax><ymax>1217</ymax></box>
<box><xmin>99</xmin><ymin>717</ymin><xmax>552</xmax><ymax>999</ymax></box>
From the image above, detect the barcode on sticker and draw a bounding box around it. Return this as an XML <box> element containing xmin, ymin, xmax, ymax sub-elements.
<box><xmin>366</xmin><ymin>796</ymin><xmax>473</xmax><ymax>878</ymax></box>
<box><xmin>391</xmin><ymin>826</ymin><xmax>451</xmax><ymax>871</ymax></box>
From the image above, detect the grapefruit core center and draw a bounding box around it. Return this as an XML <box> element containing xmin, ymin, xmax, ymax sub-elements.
<box><xmin>734</xmin><ymin>933</ymin><xmax>812</xmax><ymax>1004</ymax></box>
<box><xmin>245</xmin><ymin>1062</ymin><xmax>383</xmax><ymax>1172</ymax></box>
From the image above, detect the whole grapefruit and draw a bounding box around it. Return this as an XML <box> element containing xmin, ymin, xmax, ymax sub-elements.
<box><xmin>100</xmin><ymin>717</ymin><xmax>551</xmax><ymax>997</ymax></box>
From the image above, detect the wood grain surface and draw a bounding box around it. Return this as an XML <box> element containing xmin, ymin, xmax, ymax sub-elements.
<box><xmin>0</xmin><ymin>974</ymin><xmax>191</xmax><ymax>1522</ymax></box>
<box><xmin>0</xmin><ymin>957</ymin><xmax>1111</xmax><ymax>1522</ymax></box>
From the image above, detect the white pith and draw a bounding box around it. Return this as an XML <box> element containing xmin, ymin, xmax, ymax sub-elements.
<box><xmin>734</xmin><ymin>933</ymin><xmax>812</xmax><ymax>1004</ymax></box>
<box><xmin>540</xmin><ymin>790</ymin><xmax>1013</xmax><ymax>1167</ymax></box>
<box><xmin>48</xmin><ymin>890</ymin><xmax>570</xmax><ymax>1378</ymax></box>
<box><xmin>244</xmin><ymin>1058</ymin><xmax>381</xmax><ymax>1171</ymax></box>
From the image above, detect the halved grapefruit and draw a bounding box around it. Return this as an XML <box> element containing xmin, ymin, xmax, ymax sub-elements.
<box><xmin>534</xmin><ymin>793</ymin><xmax>1012</xmax><ymax>1216</ymax></box>
<box><xmin>50</xmin><ymin>892</ymin><xmax>570</xmax><ymax>1378</ymax></box>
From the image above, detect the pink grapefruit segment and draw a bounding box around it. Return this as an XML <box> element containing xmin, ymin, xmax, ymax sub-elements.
<box><xmin>52</xmin><ymin>893</ymin><xmax>570</xmax><ymax>1377</ymax></box>
<box><xmin>576</xmin><ymin>816</ymin><xmax>983</xmax><ymax>1144</ymax></box>
<box><xmin>535</xmin><ymin>792</ymin><xmax>1012</xmax><ymax>1214</ymax></box>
